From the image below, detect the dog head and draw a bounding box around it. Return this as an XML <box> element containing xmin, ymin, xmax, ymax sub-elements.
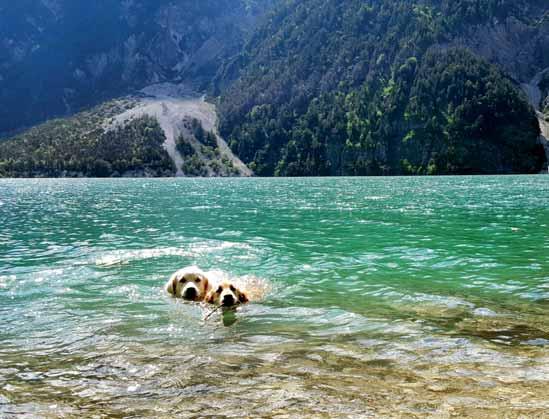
<box><xmin>206</xmin><ymin>281</ymin><xmax>249</xmax><ymax>307</ymax></box>
<box><xmin>166</xmin><ymin>268</ymin><xmax>210</xmax><ymax>301</ymax></box>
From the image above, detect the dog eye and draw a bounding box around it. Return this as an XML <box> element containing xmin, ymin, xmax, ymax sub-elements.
<box><xmin>230</xmin><ymin>285</ymin><xmax>235</xmax><ymax>291</ymax></box>
<box><xmin>180</xmin><ymin>278</ymin><xmax>187</xmax><ymax>283</ymax></box>
<box><xmin>195</xmin><ymin>278</ymin><xmax>201</xmax><ymax>283</ymax></box>
<box><xmin>217</xmin><ymin>286</ymin><xmax>223</xmax><ymax>293</ymax></box>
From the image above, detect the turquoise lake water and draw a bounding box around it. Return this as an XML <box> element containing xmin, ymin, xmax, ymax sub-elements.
<box><xmin>1</xmin><ymin>177</ymin><xmax>548</xmax><ymax>417</ymax></box>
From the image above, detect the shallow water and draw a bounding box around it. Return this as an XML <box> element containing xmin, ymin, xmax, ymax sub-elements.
<box><xmin>1</xmin><ymin>177</ymin><xmax>548</xmax><ymax>417</ymax></box>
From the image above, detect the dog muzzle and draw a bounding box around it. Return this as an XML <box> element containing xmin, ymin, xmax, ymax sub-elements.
<box><xmin>182</xmin><ymin>284</ymin><xmax>199</xmax><ymax>300</ymax></box>
<box><xmin>221</xmin><ymin>291</ymin><xmax>237</xmax><ymax>307</ymax></box>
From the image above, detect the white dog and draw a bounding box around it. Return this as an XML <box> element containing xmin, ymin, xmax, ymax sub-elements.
<box><xmin>165</xmin><ymin>266</ymin><xmax>211</xmax><ymax>301</ymax></box>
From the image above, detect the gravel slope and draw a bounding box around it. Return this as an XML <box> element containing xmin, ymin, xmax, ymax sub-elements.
<box><xmin>107</xmin><ymin>83</ymin><xmax>252</xmax><ymax>177</ymax></box>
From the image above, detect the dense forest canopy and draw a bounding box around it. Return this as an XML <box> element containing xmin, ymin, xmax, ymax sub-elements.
<box><xmin>217</xmin><ymin>0</ymin><xmax>548</xmax><ymax>175</ymax></box>
<box><xmin>0</xmin><ymin>101</ymin><xmax>174</xmax><ymax>178</ymax></box>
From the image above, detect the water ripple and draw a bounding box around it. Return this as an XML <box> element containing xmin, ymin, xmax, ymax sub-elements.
<box><xmin>0</xmin><ymin>176</ymin><xmax>548</xmax><ymax>416</ymax></box>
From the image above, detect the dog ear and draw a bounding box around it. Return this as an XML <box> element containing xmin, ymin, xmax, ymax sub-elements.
<box><xmin>203</xmin><ymin>277</ymin><xmax>210</xmax><ymax>293</ymax></box>
<box><xmin>166</xmin><ymin>276</ymin><xmax>178</xmax><ymax>296</ymax></box>
<box><xmin>239</xmin><ymin>292</ymin><xmax>249</xmax><ymax>304</ymax></box>
<box><xmin>205</xmin><ymin>291</ymin><xmax>215</xmax><ymax>304</ymax></box>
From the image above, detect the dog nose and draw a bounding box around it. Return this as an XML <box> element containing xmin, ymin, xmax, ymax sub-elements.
<box><xmin>222</xmin><ymin>294</ymin><xmax>235</xmax><ymax>306</ymax></box>
<box><xmin>184</xmin><ymin>287</ymin><xmax>197</xmax><ymax>299</ymax></box>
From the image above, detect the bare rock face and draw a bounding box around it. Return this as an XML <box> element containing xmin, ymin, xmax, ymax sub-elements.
<box><xmin>457</xmin><ymin>18</ymin><xmax>549</xmax><ymax>84</ymax></box>
<box><xmin>0</xmin><ymin>0</ymin><xmax>274</xmax><ymax>135</ymax></box>
<box><xmin>448</xmin><ymin>7</ymin><xmax>549</xmax><ymax>171</ymax></box>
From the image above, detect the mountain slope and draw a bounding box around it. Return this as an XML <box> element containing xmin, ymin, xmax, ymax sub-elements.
<box><xmin>0</xmin><ymin>99</ymin><xmax>174</xmax><ymax>177</ymax></box>
<box><xmin>217</xmin><ymin>0</ymin><xmax>549</xmax><ymax>175</ymax></box>
<box><xmin>1</xmin><ymin>0</ymin><xmax>548</xmax><ymax>177</ymax></box>
<box><xmin>0</xmin><ymin>86</ymin><xmax>251</xmax><ymax>178</ymax></box>
<box><xmin>0</xmin><ymin>0</ymin><xmax>273</xmax><ymax>136</ymax></box>
<box><xmin>105</xmin><ymin>83</ymin><xmax>251</xmax><ymax>177</ymax></box>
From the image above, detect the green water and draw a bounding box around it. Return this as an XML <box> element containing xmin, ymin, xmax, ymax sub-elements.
<box><xmin>1</xmin><ymin>177</ymin><xmax>548</xmax><ymax>417</ymax></box>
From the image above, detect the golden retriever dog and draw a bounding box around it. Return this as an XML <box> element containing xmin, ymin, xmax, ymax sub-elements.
<box><xmin>165</xmin><ymin>266</ymin><xmax>211</xmax><ymax>301</ymax></box>
<box><xmin>205</xmin><ymin>281</ymin><xmax>249</xmax><ymax>307</ymax></box>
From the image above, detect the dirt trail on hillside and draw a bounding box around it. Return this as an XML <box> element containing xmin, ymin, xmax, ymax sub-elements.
<box><xmin>106</xmin><ymin>83</ymin><xmax>251</xmax><ymax>177</ymax></box>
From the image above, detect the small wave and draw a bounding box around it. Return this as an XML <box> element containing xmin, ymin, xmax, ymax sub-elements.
<box><xmin>190</xmin><ymin>205</ymin><xmax>223</xmax><ymax>210</ymax></box>
<box><xmin>95</xmin><ymin>247</ymin><xmax>193</xmax><ymax>266</ymax></box>
<box><xmin>94</xmin><ymin>242</ymin><xmax>257</xmax><ymax>272</ymax></box>
<box><xmin>106</xmin><ymin>284</ymin><xmax>142</xmax><ymax>302</ymax></box>
<box><xmin>400</xmin><ymin>292</ymin><xmax>475</xmax><ymax>309</ymax></box>
<box><xmin>189</xmin><ymin>241</ymin><xmax>252</xmax><ymax>254</ymax></box>
<box><xmin>0</xmin><ymin>275</ymin><xmax>17</xmax><ymax>288</ymax></box>
<box><xmin>364</xmin><ymin>195</ymin><xmax>390</xmax><ymax>200</ymax></box>
<box><xmin>216</xmin><ymin>231</ymin><xmax>243</xmax><ymax>238</ymax></box>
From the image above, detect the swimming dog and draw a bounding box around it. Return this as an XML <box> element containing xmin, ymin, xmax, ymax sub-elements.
<box><xmin>205</xmin><ymin>281</ymin><xmax>249</xmax><ymax>307</ymax></box>
<box><xmin>165</xmin><ymin>266</ymin><xmax>211</xmax><ymax>301</ymax></box>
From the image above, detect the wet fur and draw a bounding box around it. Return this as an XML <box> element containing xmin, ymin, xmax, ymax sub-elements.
<box><xmin>205</xmin><ymin>281</ymin><xmax>249</xmax><ymax>307</ymax></box>
<box><xmin>165</xmin><ymin>267</ymin><xmax>211</xmax><ymax>301</ymax></box>
<box><xmin>166</xmin><ymin>267</ymin><xmax>251</xmax><ymax>307</ymax></box>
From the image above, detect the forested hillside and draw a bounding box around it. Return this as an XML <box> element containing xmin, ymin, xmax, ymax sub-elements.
<box><xmin>217</xmin><ymin>0</ymin><xmax>549</xmax><ymax>175</ymax></box>
<box><xmin>0</xmin><ymin>100</ymin><xmax>174</xmax><ymax>177</ymax></box>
